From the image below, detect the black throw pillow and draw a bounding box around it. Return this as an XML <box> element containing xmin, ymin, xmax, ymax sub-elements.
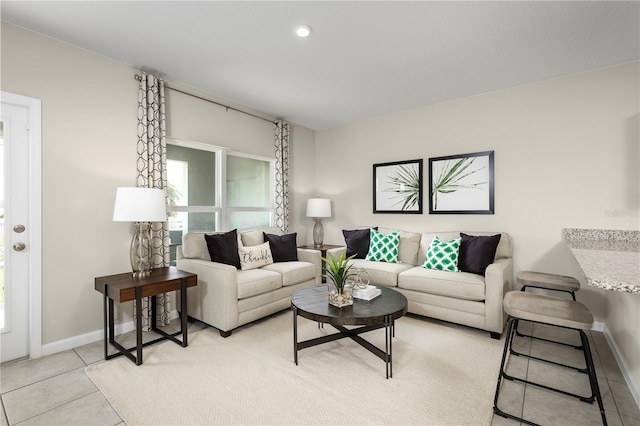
<box><xmin>458</xmin><ymin>233</ymin><xmax>502</xmax><ymax>276</ymax></box>
<box><xmin>264</xmin><ymin>232</ymin><xmax>298</xmax><ymax>262</ymax></box>
<box><xmin>204</xmin><ymin>229</ymin><xmax>241</xmax><ymax>269</ymax></box>
<box><xmin>342</xmin><ymin>227</ymin><xmax>378</xmax><ymax>259</ymax></box>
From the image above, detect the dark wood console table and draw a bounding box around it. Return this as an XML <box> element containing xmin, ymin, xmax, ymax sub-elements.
<box><xmin>297</xmin><ymin>244</ymin><xmax>344</xmax><ymax>259</ymax></box>
<box><xmin>94</xmin><ymin>267</ymin><xmax>197</xmax><ymax>365</ymax></box>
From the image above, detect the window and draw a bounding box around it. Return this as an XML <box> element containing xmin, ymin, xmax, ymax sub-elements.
<box><xmin>226</xmin><ymin>154</ymin><xmax>273</xmax><ymax>230</ymax></box>
<box><xmin>166</xmin><ymin>140</ymin><xmax>275</xmax><ymax>264</ymax></box>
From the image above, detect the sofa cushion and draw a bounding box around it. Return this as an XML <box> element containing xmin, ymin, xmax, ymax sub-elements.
<box><xmin>458</xmin><ymin>233</ymin><xmax>501</xmax><ymax>276</ymax></box>
<box><xmin>366</xmin><ymin>229</ymin><xmax>400</xmax><ymax>263</ymax></box>
<box><xmin>379</xmin><ymin>227</ymin><xmax>421</xmax><ymax>265</ymax></box>
<box><xmin>262</xmin><ymin>261</ymin><xmax>316</xmax><ymax>287</ymax></box>
<box><xmin>423</xmin><ymin>236</ymin><xmax>461</xmax><ymax>272</ymax></box>
<box><xmin>494</xmin><ymin>233</ymin><xmax>511</xmax><ymax>260</ymax></box>
<box><xmin>241</xmin><ymin>227</ymin><xmax>282</xmax><ymax>247</ymax></box>
<box><xmin>417</xmin><ymin>232</ymin><xmax>460</xmax><ymax>266</ymax></box>
<box><xmin>350</xmin><ymin>259</ymin><xmax>413</xmax><ymax>287</ymax></box>
<box><xmin>398</xmin><ymin>267</ymin><xmax>486</xmax><ymax>301</ymax></box>
<box><xmin>238</xmin><ymin>242</ymin><xmax>274</xmax><ymax>271</ymax></box>
<box><xmin>205</xmin><ymin>230</ymin><xmax>241</xmax><ymax>269</ymax></box>
<box><xmin>343</xmin><ymin>227</ymin><xmax>377</xmax><ymax>259</ymax></box>
<box><xmin>181</xmin><ymin>232</ymin><xmax>210</xmax><ymax>260</ymax></box>
<box><xmin>237</xmin><ymin>268</ymin><xmax>282</xmax><ymax>299</ymax></box>
<box><xmin>264</xmin><ymin>232</ymin><xmax>298</xmax><ymax>262</ymax></box>
<box><xmin>417</xmin><ymin>231</ymin><xmax>511</xmax><ymax>263</ymax></box>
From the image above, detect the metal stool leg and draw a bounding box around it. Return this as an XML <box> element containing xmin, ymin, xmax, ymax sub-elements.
<box><xmin>579</xmin><ymin>330</ymin><xmax>607</xmax><ymax>425</ymax></box>
<box><xmin>495</xmin><ymin>317</ymin><xmax>607</xmax><ymax>425</ymax></box>
<box><xmin>494</xmin><ymin>317</ymin><xmax>540</xmax><ymax>425</ymax></box>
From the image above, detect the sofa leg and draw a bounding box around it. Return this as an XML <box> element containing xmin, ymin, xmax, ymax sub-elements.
<box><xmin>219</xmin><ymin>330</ymin><xmax>232</xmax><ymax>338</ymax></box>
<box><xmin>490</xmin><ymin>331</ymin><xmax>501</xmax><ymax>340</ymax></box>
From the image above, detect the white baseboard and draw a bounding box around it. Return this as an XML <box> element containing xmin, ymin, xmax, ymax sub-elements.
<box><xmin>602</xmin><ymin>324</ymin><xmax>640</xmax><ymax>411</ymax></box>
<box><xmin>592</xmin><ymin>320</ymin><xmax>605</xmax><ymax>332</ymax></box>
<box><xmin>41</xmin><ymin>310</ymin><xmax>181</xmax><ymax>357</ymax></box>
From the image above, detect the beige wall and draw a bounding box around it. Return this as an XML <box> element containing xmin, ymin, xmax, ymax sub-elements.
<box><xmin>289</xmin><ymin>124</ymin><xmax>317</xmax><ymax>241</ymax></box>
<box><xmin>166</xmin><ymin>87</ymin><xmax>317</xmax><ymax>242</ymax></box>
<box><xmin>2</xmin><ymin>23</ymin><xmax>139</xmax><ymax>344</ymax></box>
<box><xmin>166</xmin><ymin>89</ymin><xmax>274</xmax><ymax>157</ymax></box>
<box><xmin>0</xmin><ymin>23</ymin><xmax>316</xmax><ymax>344</ymax></box>
<box><xmin>314</xmin><ymin>61</ymin><xmax>640</xmax><ymax>398</ymax></box>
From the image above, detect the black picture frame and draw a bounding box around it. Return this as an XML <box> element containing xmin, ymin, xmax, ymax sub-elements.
<box><xmin>429</xmin><ymin>151</ymin><xmax>494</xmax><ymax>214</ymax></box>
<box><xmin>373</xmin><ymin>159</ymin><xmax>423</xmax><ymax>214</ymax></box>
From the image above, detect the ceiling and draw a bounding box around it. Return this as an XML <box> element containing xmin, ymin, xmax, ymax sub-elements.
<box><xmin>2</xmin><ymin>1</ymin><xmax>639</xmax><ymax>130</ymax></box>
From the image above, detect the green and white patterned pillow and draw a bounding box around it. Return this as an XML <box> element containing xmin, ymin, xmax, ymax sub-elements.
<box><xmin>365</xmin><ymin>229</ymin><xmax>400</xmax><ymax>263</ymax></box>
<box><xmin>423</xmin><ymin>236</ymin><xmax>462</xmax><ymax>272</ymax></box>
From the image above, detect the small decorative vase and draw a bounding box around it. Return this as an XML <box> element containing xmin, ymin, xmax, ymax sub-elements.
<box><xmin>328</xmin><ymin>282</ymin><xmax>353</xmax><ymax>308</ymax></box>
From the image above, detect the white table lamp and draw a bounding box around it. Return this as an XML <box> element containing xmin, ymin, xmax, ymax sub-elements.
<box><xmin>306</xmin><ymin>198</ymin><xmax>331</xmax><ymax>248</ymax></box>
<box><xmin>113</xmin><ymin>187</ymin><xmax>167</xmax><ymax>277</ymax></box>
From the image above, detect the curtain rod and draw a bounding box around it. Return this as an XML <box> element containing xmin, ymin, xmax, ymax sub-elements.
<box><xmin>134</xmin><ymin>74</ymin><xmax>276</xmax><ymax>125</ymax></box>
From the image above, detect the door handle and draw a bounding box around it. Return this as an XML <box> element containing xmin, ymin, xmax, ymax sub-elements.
<box><xmin>13</xmin><ymin>242</ymin><xmax>26</xmax><ymax>252</ymax></box>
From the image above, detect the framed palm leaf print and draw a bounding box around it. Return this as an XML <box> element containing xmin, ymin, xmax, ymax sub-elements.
<box><xmin>429</xmin><ymin>151</ymin><xmax>494</xmax><ymax>214</ymax></box>
<box><xmin>373</xmin><ymin>159</ymin><xmax>423</xmax><ymax>214</ymax></box>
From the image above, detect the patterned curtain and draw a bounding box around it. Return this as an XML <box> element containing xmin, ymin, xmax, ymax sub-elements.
<box><xmin>274</xmin><ymin>120</ymin><xmax>290</xmax><ymax>232</ymax></box>
<box><xmin>135</xmin><ymin>72</ymin><xmax>171</xmax><ymax>330</ymax></box>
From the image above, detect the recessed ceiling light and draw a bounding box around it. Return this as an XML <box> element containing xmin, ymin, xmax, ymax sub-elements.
<box><xmin>295</xmin><ymin>25</ymin><xmax>311</xmax><ymax>38</ymax></box>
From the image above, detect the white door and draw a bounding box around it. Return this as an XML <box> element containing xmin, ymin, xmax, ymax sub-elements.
<box><xmin>0</xmin><ymin>92</ymin><xmax>42</xmax><ymax>362</ymax></box>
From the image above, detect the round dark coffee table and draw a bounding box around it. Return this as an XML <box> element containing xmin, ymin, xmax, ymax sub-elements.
<box><xmin>291</xmin><ymin>285</ymin><xmax>408</xmax><ymax>378</ymax></box>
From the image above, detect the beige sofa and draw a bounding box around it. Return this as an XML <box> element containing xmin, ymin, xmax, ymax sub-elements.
<box><xmin>177</xmin><ymin>227</ymin><xmax>321</xmax><ymax>336</ymax></box>
<box><xmin>328</xmin><ymin>228</ymin><xmax>513</xmax><ymax>338</ymax></box>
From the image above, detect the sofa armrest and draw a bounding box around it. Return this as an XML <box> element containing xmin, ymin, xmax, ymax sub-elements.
<box><xmin>326</xmin><ymin>247</ymin><xmax>346</xmax><ymax>259</ymax></box>
<box><xmin>176</xmin><ymin>258</ymin><xmax>240</xmax><ymax>332</ymax></box>
<box><xmin>483</xmin><ymin>257</ymin><xmax>514</xmax><ymax>335</ymax></box>
<box><xmin>297</xmin><ymin>248</ymin><xmax>322</xmax><ymax>285</ymax></box>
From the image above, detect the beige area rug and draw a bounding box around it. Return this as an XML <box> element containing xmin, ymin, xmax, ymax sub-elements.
<box><xmin>86</xmin><ymin>311</ymin><xmax>504</xmax><ymax>425</ymax></box>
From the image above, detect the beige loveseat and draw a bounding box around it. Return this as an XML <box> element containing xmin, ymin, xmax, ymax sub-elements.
<box><xmin>177</xmin><ymin>227</ymin><xmax>321</xmax><ymax>336</ymax></box>
<box><xmin>329</xmin><ymin>228</ymin><xmax>513</xmax><ymax>338</ymax></box>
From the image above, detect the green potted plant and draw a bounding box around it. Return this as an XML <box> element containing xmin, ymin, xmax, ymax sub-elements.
<box><xmin>321</xmin><ymin>251</ymin><xmax>358</xmax><ymax>307</ymax></box>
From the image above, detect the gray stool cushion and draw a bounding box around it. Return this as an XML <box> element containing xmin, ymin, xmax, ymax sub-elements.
<box><xmin>517</xmin><ymin>271</ymin><xmax>580</xmax><ymax>292</ymax></box>
<box><xmin>503</xmin><ymin>291</ymin><xmax>593</xmax><ymax>330</ymax></box>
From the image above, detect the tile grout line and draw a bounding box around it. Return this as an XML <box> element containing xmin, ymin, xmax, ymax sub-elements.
<box><xmin>1</xmin><ymin>365</ymin><xmax>90</xmax><ymax>397</ymax></box>
<box><xmin>590</xmin><ymin>330</ymin><xmax>625</xmax><ymax>423</ymax></box>
<box><xmin>520</xmin><ymin>322</ymin><xmax>534</xmax><ymax>422</ymax></box>
<box><xmin>1</xmin><ymin>396</ymin><xmax>9</xmax><ymax>426</ymax></box>
<box><xmin>74</xmin><ymin>343</ymin><xmax>122</xmax><ymax>421</ymax></box>
<box><xmin>11</xmin><ymin>390</ymin><xmax>104</xmax><ymax>426</ymax></box>
<box><xmin>73</xmin><ymin>347</ymin><xmax>90</xmax><ymax>367</ymax></box>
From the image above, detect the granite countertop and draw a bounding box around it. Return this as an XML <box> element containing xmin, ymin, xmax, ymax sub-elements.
<box><xmin>562</xmin><ymin>228</ymin><xmax>640</xmax><ymax>294</ymax></box>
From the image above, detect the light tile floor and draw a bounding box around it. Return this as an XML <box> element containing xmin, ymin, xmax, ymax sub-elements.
<box><xmin>1</xmin><ymin>319</ymin><xmax>638</xmax><ymax>425</ymax></box>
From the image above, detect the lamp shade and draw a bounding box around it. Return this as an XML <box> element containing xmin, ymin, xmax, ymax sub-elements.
<box><xmin>306</xmin><ymin>198</ymin><xmax>331</xmax><ymax>218</ymax></box>
<box><xmin>113</xmin><ymin>187</ymin><xmax>167</xmax><ymax>222</ymax></box>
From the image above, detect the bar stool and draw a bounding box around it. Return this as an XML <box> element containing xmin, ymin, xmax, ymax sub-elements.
<box><xmin>493</xmin><ymin>291</ymin><xmax>607</xmax><ymax>426</ymax></box>
<box><xmin>517</xmin><ymin>270</ymin><xmax>580</xmax><ymax>300</ymax></box>
<box><xmin>517</xmin><ymin>271</ymin><xmax>582</xmax><ymax>348</ymax></box>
